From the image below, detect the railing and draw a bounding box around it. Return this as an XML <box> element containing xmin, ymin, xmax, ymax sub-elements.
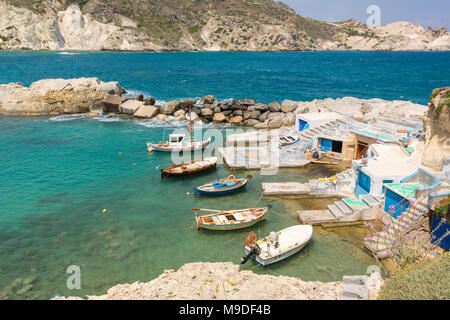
<box><xmin>407</xmin><ymin>123</ymin><xmax>424</xmax><ymax>138</ymax></box>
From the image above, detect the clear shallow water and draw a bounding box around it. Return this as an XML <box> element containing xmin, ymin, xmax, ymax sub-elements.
<box><xmin>0</xmin><ymin>114</ymin><xmax>373</xmax><ymax>299</ymax></box>
<box><xmin>1</xmin><ymin>51</ymin><xmax>448</xmax><ymax>299</ymax></box>
<box><xmin>0</xmin><ymin>51</ymin><xmax>449</xmax><ymax>104</ymax></box>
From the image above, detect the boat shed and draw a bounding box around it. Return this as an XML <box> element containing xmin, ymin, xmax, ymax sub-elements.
<box><xmin>353</xmin><ymin>144</ymin><xmax>421</xmax><ymax>199</ymax></box>
<box><xmin>296</xmin><ymin>112</ymin><xmax>344</xmax><ymax>132</ymax></box>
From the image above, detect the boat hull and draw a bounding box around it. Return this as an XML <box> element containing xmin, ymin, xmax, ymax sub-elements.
<box><xmin>196</xmin><ymin>216</ymin><xmax>265</xmax><ymax>231</ymax></box>
<box><xmin>195</xmin><ymin>207</ymin><xmax>267</xmax><ymax>231</ymax></box>
<box><xmin>248</xmin><ymin>242</ymin><xmax>308</xmax><ymax>266</ymax></box>
<box><xmin>161</xmin><ymin>157</ymin><xmax>218</xmax><ymax>178</ymax></box>
<box><xmin>193</xmin><ymin>179</ymin><xmax>248</xmax><ymax>195</ymax></box>
<box><xmin>147</xmin><ymin>139</ymin><xmax>210</xmax><ymax>152</ymax></box>
<box><xmin>244</xmin><ymin>225</ymin><xmax>313</xmax><ymax>266</ymax></box>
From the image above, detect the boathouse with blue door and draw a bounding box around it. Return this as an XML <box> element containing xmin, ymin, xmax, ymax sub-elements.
<box><xmin>382</xmin><ymin>169</ymin><xmax>441</xmax><ymax>219</ymax></box>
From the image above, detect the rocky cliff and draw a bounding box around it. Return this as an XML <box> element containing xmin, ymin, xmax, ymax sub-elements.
<box><xmin>422</xmin><ymin>87</ymin><xmax>450</xmax><ymax>170</ymax></box>
<box><xmin>0</xmin><ymin>0</ymin><xmax>449</xmax><ymax>51</ymax></box>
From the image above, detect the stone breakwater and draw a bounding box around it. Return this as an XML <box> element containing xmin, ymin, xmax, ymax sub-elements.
<box><xmin>0</xmin><ymin>78</ymin><xmax>428</xmax><ymax>129</ymax></box>
<box><xmin>52</xmin><ymin>262</ymin><xmax>344</xmax><ymax>300</ymax></box>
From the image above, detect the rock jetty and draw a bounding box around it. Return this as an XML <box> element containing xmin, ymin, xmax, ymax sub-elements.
<box><xmin>0</xmin><ymin>78</ymin><xmax>429</xmax><ymax>130</ymax></box>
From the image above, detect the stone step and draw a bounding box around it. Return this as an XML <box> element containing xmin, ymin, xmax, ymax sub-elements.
<box><xmin>327</xmin><ymin>204</ymin><xmax>346</xmax><ymax>219</ymax></box>
<box><xmin>360</xmin><ymin>194</ymin><xmax>380</xmax><ymax>207</ymax></box>
<box><xmin>364</xmin><ymin>238</ymin><xmax>390</xmax><ymax>252</ymax></box>
<box><xmin>342</xmin><ymin>275</ymin><xmax>369</xmax><ymax>300</ymax></box>
<box><xmin>335</xmin><ymin>200</ymin><xmax>353</xmax><ymax>215</ymax></box>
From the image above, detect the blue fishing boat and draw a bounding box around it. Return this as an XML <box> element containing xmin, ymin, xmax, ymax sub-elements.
<box><xmin>194</xmin><ymin>175</ymin><xmax>248</xmax><ymax>195</ymax></box>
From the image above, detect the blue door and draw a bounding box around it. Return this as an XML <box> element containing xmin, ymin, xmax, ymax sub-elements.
<box><xmin>299</xmin><ymin>120</ymin><xmax>308</xmax><ymax>131</ymax></box>
<box><xmin>320</xmin><ymin>138</ymin><xmax>333</xmax><ymax>151</ymax></box>
<box><xmin>355</xmin><ymin>171</ymin><xmax>371</xmax><ymax>198</ymax></box>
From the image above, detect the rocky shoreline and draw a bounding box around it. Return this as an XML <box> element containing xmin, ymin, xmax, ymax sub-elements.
<box><xmin>0</xmin><ymin>78</ymin><xmax>428</xmax><ymax>130</ymax></box>
<box><xmin>52</xmin><ymin>262</ymin><xmax>344</xmax><ymax>300</ymax></box>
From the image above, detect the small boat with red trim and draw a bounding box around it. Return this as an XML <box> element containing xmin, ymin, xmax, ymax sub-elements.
<box><xmin>193</xmin><ymin>175</ymin><xmax>248</xmax><ymax>196</ymax></box>
<box><xmin>241</xmin><ymin>225</ymin><xmax>313</xmax><ymax>266</ymax></box>
<box><xmin>193</xmin><ymin>207</ymin><xmax>268</xmax><ymax>231</ymax></box>
<box><xmin>147</xmin><ymin>134</ymin><xmax>211</xmax><ymax>153</ymax></box>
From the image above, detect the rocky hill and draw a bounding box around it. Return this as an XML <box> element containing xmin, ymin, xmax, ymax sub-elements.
<box><xmin>0</xmin><ymin>0</ymin><xmax>449</xmax><ymax>51</ymax></box>
<box><xmin>422</xmin><ymin>87</ymin><xmax>450</xmax><ymax>170</ymax></box>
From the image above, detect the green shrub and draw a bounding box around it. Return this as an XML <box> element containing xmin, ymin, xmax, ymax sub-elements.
<box><xmin>188</xmin><ymin>25</ymin><xmax>200</xmax><ymax>34</ymax></box>
<box><xmin>378</xmin><ymin>253</ymin><xmax>450</xmax><ymax>300</ymax></box>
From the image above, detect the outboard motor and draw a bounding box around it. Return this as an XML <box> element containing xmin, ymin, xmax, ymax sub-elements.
<box><xmin>240</xmin><ymin>244</ymin><xmax>261</xmax><ymax>264</ymax></box>
<box><xmin>269</xmin><ymin>232</ymin><xmax>279</xmax><ymax>248</ymax></box>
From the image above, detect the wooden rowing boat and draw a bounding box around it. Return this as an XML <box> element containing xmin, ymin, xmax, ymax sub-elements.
<box><xmin>279</xmin><ymin>135</ymin><xmax>300</xmax><ymax>146</ymax></box>
<box><xmin>193</xmin><ymin>175</ymin><xmax>248</xmax><ymax>195</ymax></box>
<box><xmin>241</xmin><ymin>225</ymin><xmax>313</xmax><ymax>266</ymax></box>
<box><xmin>161</xmin><ymin>157</ymin><xmax>217</xmax><ymax>178</ymax></box>
<box><xmin>193</xmin><ymin>207</ymin><xmax>267</xmax><ymax>231</ymax></box>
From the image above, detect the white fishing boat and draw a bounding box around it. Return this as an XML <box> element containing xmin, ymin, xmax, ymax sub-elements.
<box><xmin>241</xmin><ymin>225</ymin><xmax>313</xmax><ymax>266</ymax></box>
<box><xmin>147</xmin><ymin>134</ymin><xmax>211</xmax><ymax>152</ymax></box>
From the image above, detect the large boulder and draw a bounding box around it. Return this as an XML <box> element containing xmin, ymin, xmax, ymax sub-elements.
<box><xmin>245</xmin><ymin>119</ymin><xmax>260</xmax><ymax>127</ymax></box>
<box><xmin>174</xmin><ymin>109</ymin><xmax>186</xmax><ymax>117</ymax></box>
<box><xmin>268</xmin><ymin>101</ymin><xmax>281</xmax><ymax>112</ymax></box>
<box><xmin>180</xmin><ymin>98</ymin><xmax>197</xmax><ymax>108</ymax></box>
<box><xmin>144</xmin><ymin>96</ymin><xmax>156</xmax><ymax>106</ymax></box>
<box><xmin>230</xmin><ymin>99</ymin><xmax>245</xmax><ymax>110</ymax></box>
<box><xmin>268</xmin><ymin>117</ymin><xmax>283</xmax><ymax>129</ymax></box>
<box><xmin>134</xmin><ymin>105</ymin><xmax>159</xmax><ymax>118</ymax></box>
<box><xmin>233</xmin><ymin>110</ymin><xmax>243</xmax><ymax>116</ymax></box>
<box><xmin>282</xmin><ymin>112</ymin><xmax>296</xmax><ymax>126</ymax></box>
<box><xmin>186</xmin><ymin>112</ymin><xmax>199</xmax><ymax>122</ymax></box>
<box><xmin>268</xmin><ymin>112</ymin><xmax>283</xmax><ymax>120</ymax></box>
<box><xmin>161</xmin><ymin>101</ymin><xmax>180</xmax><ymax>115</ymax></box>
<box><xmin>281</xmin><ymin>99</ymin><xmax>298</xmax><ymax>113</ymax></box>
<box><xmin>156</xmin><ymin>114</ymin><xmax>169</xmax><ymax>121</ymax></box>
<box><xmin>243</xmin><ymin>111</ymin><xmax>251</xmax><ymax>120</ymax></box>
<box><xmin>254</xmin><ymin>103</ymin><xmax>268</xmax><ymax>112</ymax></box>
<box><xmin>250</xmin><ymin>110</ymin><xmax>261</xmax><ymax>120</ymax></box>
<box><xmin>99</xmin><ymin>81</ymin><xmax>124</xmax><ymax>95</ymax></box>
<box><xmin>254</xmin><ymin>120</ymin><xmax>269</xmax><ymax>129</ymax></box>
<box><xmin>259</xmin><ymin>111</ymin><xmax>270</xmax><ymax>122</ymax></box>
<box><xmin>102</xmin><ymin>95</ymin><xmax>127</xmax><ymax>113</ymax></box>
<box><xmin>201</xmin><ymin>108</ymin><xmax>213</xmax><ymax>117</ymax></box>
<box><xmin>0</xmin><ymin>78</ymin><xmax>122</xmax><ymax>115</ymax></box>
<box><xmin>422</xmin><ymin>87</ymin><xmax>450</xmax><ymax>170</ymax></box>
<box><xmin>119</xmin><ymin>100</ymin><xmax>145</xmax><ymax>115</ymax></box>
<box><xmin>229</xmin><ymin>116</ymin><xmax>243</xmax><ymax>124</ymax></box>
<box><xmin>239</xmin><ymin>98</ymin><xmax>256</xmax><ymax>106</ymax></box>
<box><xmin>213</xmin><ymin>112</ymin><xmax>227</xmax><ymax>123</ymax></box>
<box><xmin>199</xmin><ymin>95</ymin><xmax>215</xmax><ymax>104</ymax></box>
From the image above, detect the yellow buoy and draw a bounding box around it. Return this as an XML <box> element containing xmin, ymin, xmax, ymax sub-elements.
<box><xmin>148</xmin><ymin>147</ymin><xmax>153</xmax><ymax>153</ymax></box>
<box><xmin>119</xmin><ymin>152</ymin><xmax>122</xmax><ymax>156</ymax></box>
<box><xmin>102</xmin><ymin>209</ymin><xmax>107</xmax><ymax>214</ymax></box>
<box><xmin>186</xmin><ymin>192</ymin><xmax>190</xmax><ymax>195</ymax></box>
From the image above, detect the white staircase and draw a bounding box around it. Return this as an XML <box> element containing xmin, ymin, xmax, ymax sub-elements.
<box><xmin>364</xmin><ymin>200</ymin><xmax>430</xmax><ymax>259</ymax></box>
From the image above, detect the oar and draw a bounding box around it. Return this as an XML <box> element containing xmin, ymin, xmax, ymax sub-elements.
<box><xmin>192</xmin><ymin>207</ymin><xmax>229</xmax><ymax>213</ymax></box>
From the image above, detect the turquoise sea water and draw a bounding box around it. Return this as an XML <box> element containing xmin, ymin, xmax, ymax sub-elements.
<box><xmin>0</xmin><ymin>51</ymin><xmax>449</xmax><ymax>299</ymax></box>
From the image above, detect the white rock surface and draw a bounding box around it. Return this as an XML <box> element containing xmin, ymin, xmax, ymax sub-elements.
<box><xmin>0</xmin><ymin>77</ymin><xmax>122</xmax><ymax>115</ymax></box>
<box><xmin>52</xmin><ymin>262</ymin><xmax>343</xmax><ymax>300</ymax></box>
